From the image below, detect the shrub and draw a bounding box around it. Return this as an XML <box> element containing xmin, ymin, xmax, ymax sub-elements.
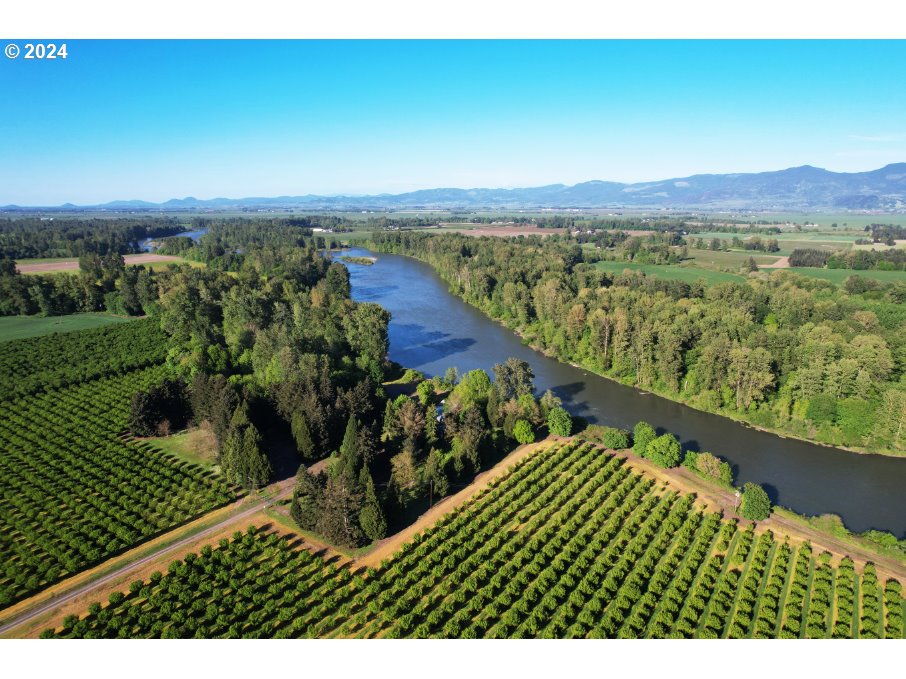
<box><xmin>547</xmin><ymin>407</ymin><xmax>572</xmax><ymax>437</ymax></box>
<box><xmin>806</xmin><ymin>394</ymin><xmax>837</xmax><ymax>425</ymax></box>
<box><xmin>513</xmin><ymin>419</ymin><xmax>535</xmax><ymax>445</ymax></box>
<box><xmin>416</xmin><ymin>380</ymin><xmax>435</xmax><ymax>406</ymax></box>
<box><xmin>581</xmin><ymin>425</ymin><xmax>630</xmax><ymax>449</ymax></box>
<box><xmin>645</xmin><ymin>433</ymin><xmax>682</xmax><ymax>468</ymax></box>
<box><xmin>683</xmin><ymin>450</ymin><xmax>733</xmax><ymax>485</ymax></box>
<box><xmin>739</xmin><ymin>483</ymin><xmax>771</xmax><ymax>521</ymax></box>
<box><xmin>633</xmin><ymin>421</ymin><xmax>656</xmax><ymax>457</ymax></box>
<box><xmin>401</xmin><ymin>368</ymin><xmax>425</xmax><ymax>383</ymax></box>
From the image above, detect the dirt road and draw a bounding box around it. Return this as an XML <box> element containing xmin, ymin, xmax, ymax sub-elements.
<box><xmin>759</xmin><ymin>255</ymin><xmax>790</xmax><ymax>268</ymax></box>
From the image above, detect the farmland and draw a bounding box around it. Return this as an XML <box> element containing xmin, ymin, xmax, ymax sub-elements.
<box><xmin>0</xmin><ymin>319</ymin><xmax>169</xmax><ymax>401</ymax></box>
<box><xmin>0</xmin><ymin>365</ymin><xmax>234</xmax><ymax>606</ymax></box>
<box><xmin>594</xmin><ymin>260</ymin><xmax>745</xmax><ymax>285</ymax></box>
<box><xmin>42</xmin><ymin>441</ymin><xmax>905</xmax><ymax>639</ymax></box>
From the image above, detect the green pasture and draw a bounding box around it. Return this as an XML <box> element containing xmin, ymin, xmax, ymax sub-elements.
<box><xmin>782</xmin><ymin>267</ymin><xmax>906</xmax><ymax>285</ymax></box>
<box><xmin>0</xmin><ymin>313</ymin><xmax>134</xmax><ymax>342</ymax></box>
<box><xmin>594</xmin><ymin>260</ymin><xmax>744</xmax><ymax>285</ymax></box>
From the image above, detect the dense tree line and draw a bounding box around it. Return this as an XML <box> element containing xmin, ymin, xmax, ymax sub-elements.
<box><xmin>0</xmin><ymin>251</ymin><xmax>153</xmax><ymax>316</ymax></box>
<box><xmin>290</xmin><ymin>357</ymin><xmax>571</xmax><ymax>548</ymax></box>
<box><xmin>0</xmin><ymin>217</ymin><xmax>348</xmax><ymax>316</ymax></box>
<box><xmin>731</xmin><ymin>235</ymin><xmax>781</xmax><ymax>252</ymax></box>
<box><xmin>370</xmin><ymin>231</ymin><xmax>906</xmax><ymax>453</ymax></box>
<box><xmin>0</xmin><ymin>217</ymin><xmax>183</xmax><ymax>259</ymax></box>
<box><xmin>827</xmin><ymin>248</ymin><xmax>906</xmax><ymax>271</ymax></box>
<box><xmin>789</xmin><ymin>248</ymin><xmax>831</xmax><ymax>267</ymax></box>
<box><xmin>867</xmin><ymin>224</ymin><xmax>906</xmax><ymax>243</ymax></box>
<box><xmin>791</xmin><ymin>246</ymin><xmax>906</xmax><ymax>271</ymax></box>
<box><xmin>588</xmin><ymin>231</ymin><xmax>686</xmax><ymax>265</ymax></box>
<box><xmin>103</xmin><ymin>245</ymin><xmax>392</xmax><ymax>493</ymax></box>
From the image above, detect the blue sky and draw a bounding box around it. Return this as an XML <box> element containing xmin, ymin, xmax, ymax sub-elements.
<box><xmin>1</xmin><ymin>40</ymin><xmax>905</xmax><ymax>205</ymax></box>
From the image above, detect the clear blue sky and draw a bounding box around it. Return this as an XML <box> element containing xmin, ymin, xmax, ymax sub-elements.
<box><xmin>1</xmin><ymin>40</ymin><xmax>905</xmax><ymax>205</ymax></box>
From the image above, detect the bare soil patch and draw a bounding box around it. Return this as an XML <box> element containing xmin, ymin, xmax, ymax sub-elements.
<box><xmin>759</xmin><ymin>256</ymin><xmax>790</xmax><ymax>268</ymax></box>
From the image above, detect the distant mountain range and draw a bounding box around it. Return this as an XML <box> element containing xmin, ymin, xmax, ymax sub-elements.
<box><xmin>6</xmin><ymin>164</ymin><xmax>906</xmax><ymax>211</ymax></box>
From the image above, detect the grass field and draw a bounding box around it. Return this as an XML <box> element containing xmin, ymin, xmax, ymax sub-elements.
<box><xmin>729</xmin><ymin>213</ymin><xmax>906</xmax><ymax>229</ymax></box>
<box><xmin>139</xmin><ymin>258</ymin><xmax>206</xmax><ymax>271</ymax></box>
<box><xmin>336</xmin><ymin>230</ymin><xmax>376</xmax><ymax>243</ymax></box>
<box><xmin>684</xmin><ymin>249</ymin><xmax>780</xmax><ymax>268</ymax></box>
<box><xmin>595</xmin><ymin>260</ymin><xmax>744</xmax><ymax>285</ymax></box>
<box><xmin>0</xmin><ymin>314</ymin><xmax>134</xmax><ymax>342</ymax></box>
<box><xmin>43</xmin><ymin>441</ymin><xmax>905</xmax><ymax>639</ymax></box>
<box><xmin>145</xmin><ymin>427</ymin><xmax>220</xmax><ymax>470</ymax></box>
<box><xmin>693</xmin><ymin>231</ymin><xmax>861</xmax><ymax>243</ymax></box>
<box><xmin>690</xmin><ymin>232</ymin><xmax>860</xmax><ymax>256</ymax></box>
<box><xmin>784</xmin><ymin>267</ymin><xmax>906</xmax><ymax>285</ymax></box>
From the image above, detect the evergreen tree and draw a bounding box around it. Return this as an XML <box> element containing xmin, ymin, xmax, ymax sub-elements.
<box><xmin>291</xmin><ymin>412</ymin><xmax>316</xmax><ymax>460</ymax></box>
<box><xmin>424</xmin><ymin>404</ymin><xmax>438</xmax><ymax>448</ymax></box>
<box><xmin>338</xmin><ymin>414</ymin><xmax>359</xmax><ymax>477</ymax></box>
<box><xmin>381</xmin><ymin>398</ymin><xmax>397</xmax><ymax>440</ymax></box>
<box><xmin>486</xmin><ymin>387</ymin><xmax>502</xmax><ymax>427</ymax></box>
<box><xmin>425</xmin><ymin>448</ymin><xmax>449</xmax><ymax>499</ymax></box>
<box><xmin>242</xmin><ymin>424</ymin><xmax>272</xmax><ymax>489</ymax></box>
<box><xmin>221</xmin><ymin>428</ymin><xmax>244</xmax><ymax>486</ymax></box>
<box><xmin>316</xmin><ymin>475</ymin><xmax>363</xmax><ymax>547</ymax></box>
<box><xmin>358</xmin><ymin>466</ymin><xmax>387</xmax><ymax>542</ymax></box>
<box><xmin>291</xmin><ymin>465</ymin><xmax>323</xmax><ymax>530</ymax></box>
<box><xmin>221</xmin><ymin>403</ymin><xmax>272</xmax><ymax>490</ymax></box>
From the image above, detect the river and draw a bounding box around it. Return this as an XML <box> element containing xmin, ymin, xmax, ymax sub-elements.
<box><xmin>139</xmin><ymin>227</ymin><xmax>208</xmax><ymax>252</ymax></box>
<box><xmin>342</xmin><ymin>246</ymin><xmax>906</xmax><ymax>537</ymax></box>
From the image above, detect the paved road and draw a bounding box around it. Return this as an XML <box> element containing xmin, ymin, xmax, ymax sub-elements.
<box><xmin>0</xmin><ymin>485</ymin><xmax>293</xmax><ymax>637</ymax></box>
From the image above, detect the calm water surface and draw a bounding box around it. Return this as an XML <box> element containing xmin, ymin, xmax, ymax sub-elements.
<box><xmin>140</xmin><ymin>227</ymin><xmax>208</xmax><ymax>252</ymax></box>
<box><xmin>344</xmin><ymin>247</ymin><xmax>906</xmax><ymax>536</ymax></box>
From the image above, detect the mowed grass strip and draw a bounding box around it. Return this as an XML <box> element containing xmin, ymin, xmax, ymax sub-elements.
<box><xmin>0</xmin><ymin>314</ymin><xmax>133</xmax><ymax>342</ymax></box>
<box><xmin>784</xmin><ymin>267</ymin><xmax>906</xmax><ymax>285</ymax></box>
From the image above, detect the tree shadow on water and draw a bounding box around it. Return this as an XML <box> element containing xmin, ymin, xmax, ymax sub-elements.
<box><xmin>760</xmin><ymin>482</ymin><xmax>780</xmax><ymax>504</ymax></box>
<box><xmin>403</xmin><ymin>337</ymin><xmax>477</xmax><ymax>366</ymax></box>
<box><xmin>548</xmin><ymin>381</ymin><xmax>595</xmax><ymax>423</ymax></box>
